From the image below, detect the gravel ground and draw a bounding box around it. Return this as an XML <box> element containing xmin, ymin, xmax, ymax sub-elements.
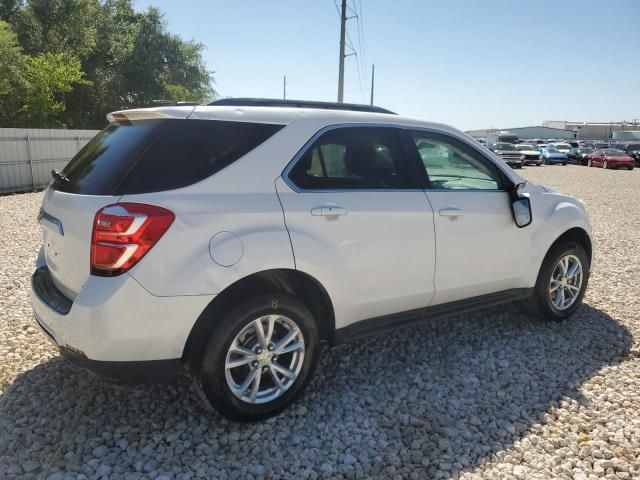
<box><xmin>0</xmin><ymin>165</ymin><xmax>638</xmax><ymax>480</ymax></box>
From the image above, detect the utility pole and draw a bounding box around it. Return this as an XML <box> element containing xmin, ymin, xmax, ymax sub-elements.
<box><xmin>370</xmin><ymin>64</ymin><xmax>375</xmax><ymax>106</ymax></box>
<box><xmin>337</xmin><ymin>0</ymin><xmax>346</xmax><ymax>103</ymax></box>
<box><xmin>283</xmin><ymin>75</ymin><xmax>286</xmax><ymax>100</ymax></box>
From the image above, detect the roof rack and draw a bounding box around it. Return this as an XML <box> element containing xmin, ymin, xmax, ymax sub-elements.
<box><xmin>208</xmin><ymin>98</ymin><xmax>395</xmax><ymax>115</ymax></box>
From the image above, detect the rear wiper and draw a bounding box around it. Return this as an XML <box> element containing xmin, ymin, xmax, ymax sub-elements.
<box><xmin>51</xmin><ymin>169</ymin><xmax>70</xmax><ymax>183</ymax></box>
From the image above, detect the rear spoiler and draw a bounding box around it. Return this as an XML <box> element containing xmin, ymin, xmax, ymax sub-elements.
<box><xmin>106</xmin><ymin>105</ymin><xmax>197</xmax><ymax>124</ymax></box>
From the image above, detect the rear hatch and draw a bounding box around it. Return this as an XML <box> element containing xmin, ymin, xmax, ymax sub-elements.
<box><xmin>40</xmin><ymin>106</ymin><xmax>284</xmax><ymax>299</ymax></box>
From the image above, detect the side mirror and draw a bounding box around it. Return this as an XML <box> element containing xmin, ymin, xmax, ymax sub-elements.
<box><xmin>512</xmin><ymin>197</ymin><xmax>532</xmax><ymax>227</ymax></box>
<box><xmin>510</xmin><ymin>182</ymin><xmax>532</xmax><ymax>228</ymax></box>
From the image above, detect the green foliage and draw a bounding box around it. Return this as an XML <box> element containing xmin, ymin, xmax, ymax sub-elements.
<box><xmin>0</xmin><ymin>20</ymin><xmax>27</xmax><ymax>123</ymax></box>
<box><xmin>0</xmin><ymin>20</ymin><xmax>25</xmax><ymax>95</ymax></box>
<box><xmin>0</xmin><ymin>0</ymin><xmax>215</xmax><ymax>129</ymax></box>
<box><xmin>19</xmin><ymin>53</ymin><xmax>90</xmax><ymax>127</ymax></box>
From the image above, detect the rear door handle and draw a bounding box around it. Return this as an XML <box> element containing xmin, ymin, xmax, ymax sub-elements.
<box><xmin>439</xmin><ymin>207</ymin><xmax>464</xmax><ymax>217</ymax></box>
<box><xmin>311</xmin><ymin>206</ymin><xmax>348</xmax><ymax>217</ymax></box>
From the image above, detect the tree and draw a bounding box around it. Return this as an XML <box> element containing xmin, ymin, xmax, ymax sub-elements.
<box><xmin>18</xmin><ymin>53</ymin><xmax>89</xmax><ymax>127</ymax></box>
<box><xmin>11</xmin><ymin>0</ymin><xmax>100</xmax><ymax>58</ymax></box>
<box><xmin>0</xmin><ymin>20</ymin><xmax>27</xmax><ymax>124</ymax></box>
<box><xmin>1</xmin><ymin>0</ymin><xmax>215</xmax><ymax>129</ymax></box>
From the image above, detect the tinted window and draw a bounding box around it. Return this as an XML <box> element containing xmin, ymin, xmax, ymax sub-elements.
<box><xmin>288</xmin><ymin>127</ymin><xmax>418</xmax><ymax>190</ymax></box>
<box><xmin>411</xmin><ymin>131</ymin><xmax>504</xmax><ymax>190</ymax></box>
<box><xmin>53</xmin><ymin>119</ymin><xmax>283</xmax><ymax>195</ymax></box>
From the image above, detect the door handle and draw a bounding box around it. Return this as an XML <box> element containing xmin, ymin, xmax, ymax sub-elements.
<box><xmin>310</xmin><ymin>206</ymin><xmax>348</xmax><ymax>217</ymax></box>
<box><xmin>439</xmin><ymin>207</ymin><xmax>464</xmax><ymax>217</ymax></box>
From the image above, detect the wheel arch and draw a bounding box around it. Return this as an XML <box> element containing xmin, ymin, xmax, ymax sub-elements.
<box><xmin>546</xmin><ymin>227</ymin><xmax>592</xmax><ymax>264</ymax></box>
<box><xmin>183</xmin><ymin>268</ymin><xmax>335</xmax><ymax>365</ymax></box>
<box><xmin>533</xmin><ymin>227</ymin><xmax>592</xmax><ymax>287</ymax></box>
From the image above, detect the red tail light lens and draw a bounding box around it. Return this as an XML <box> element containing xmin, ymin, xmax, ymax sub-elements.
<box><xmin>91</xmin><ymin>203</ymin><xmax>175</xmax><ymax>276</ymax></box>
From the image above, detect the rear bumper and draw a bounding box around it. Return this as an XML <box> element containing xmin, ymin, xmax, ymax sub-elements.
<box><xmin>606</xmin><ymin>160</ymin><xmax>635</xmax><ymax>168</ymax></box>
<box><xmin>58</xmin><ymin>344</ymin><xmax>182</xmax><ymax>384</ymax></box>
<box><xmin>30</xmin><ymin>261</ymin><xmax>214</xmax><ymax>382</ymax></box>
<box><xmin>523</xmin><ymin>156</ymin><xmax>542</xmax><ymax>165</ymax></box>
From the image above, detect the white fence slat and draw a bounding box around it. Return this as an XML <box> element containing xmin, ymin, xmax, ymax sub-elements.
<box><xmin>0</xmin><ymin>128</ymin><xmax>99</xmax><ymax>193</ymax></box>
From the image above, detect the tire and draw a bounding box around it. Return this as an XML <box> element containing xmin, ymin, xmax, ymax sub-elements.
<box><xmin>193</xmin><ymin>294</ymin><xmax>320</xmax><ymax>421</ymax></box>
<box><xmin>628</xmin><ymin>167</ymin><xmax>634</xmax><ymax>171</ymax></box>
<box><xmin>525</xmin><ymin>242</ymin><xmax>590</xmax><ymax>321</ymax></box>
<box><xmin>603</xmin><ymin>160</ymin><xmax>608</xmax><ymax>169</ymax></box>
<box><xmin>562</xmin><ymin>162</ymin><xmax>567</xmax><ymax>166</ymax></box>
<box><xmin>587</xmin><ymin>159</ymin><xmax>592</xmax><ymax>167</ymax></box>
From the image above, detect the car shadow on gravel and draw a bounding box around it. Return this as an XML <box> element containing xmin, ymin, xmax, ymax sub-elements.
<box><xmin>0</xmin><ymin>303</ymin><xmax>633</xmax><ymax>479</ymax></box>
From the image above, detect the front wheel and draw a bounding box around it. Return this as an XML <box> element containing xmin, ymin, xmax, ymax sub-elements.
<box><xmin>525</xmin><ymin>242</ymin><xmax>590</xmax><ymax>321</ymax></box>
<box><xmin>193</xmin><ymin>294</ymin><xmax>320</xmax><ymax>421</ymax></box>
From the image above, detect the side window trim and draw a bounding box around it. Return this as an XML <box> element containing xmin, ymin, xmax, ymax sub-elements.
<box><xmin>403</xmin><ymin>127</ymin><xmax>512</xmax><ymax>192</ymax></box>
<box><xmin>283</xmin><ymin>123</ymin><xmax>424</xmax><ymax>192</ymax></box>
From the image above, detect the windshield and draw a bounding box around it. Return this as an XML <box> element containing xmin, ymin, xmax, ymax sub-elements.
<box><xmin>578</xmin><ymin>148</ymin><xmax>594</xmax><ymax>154</ymax></box>
<box><xmin>494</xmin><ymin>143</ymin><xmax>516</xmax><ymax>150</ymax></box>
<box><xmin>627</xmin><ymin>144</ymin><xmax>640</xmax><ymax>151</ymax></box>
<box><xmin>516</xmin><ymin>145</ymin><xmax>536</xmax><ymax>151</ymax></box>
<box><xmin>546</xmin><ymin>148</ymin><xmax>560</xmax><ymax>153</ymax></box>
<box><xmin>603</xmin><ymin>149</ymin><xmax>626</xmax><ymax>157</ymax></box>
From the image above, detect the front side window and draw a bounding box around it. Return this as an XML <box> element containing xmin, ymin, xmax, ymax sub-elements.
<box><xmin>288</xmin><ymin>127</ymin><xmax>418</xmax><ymax>190</ymax></box>
<box><xmin>410</xmin><ymin>131</ymin><xmax>504</xmax><ymax>190</ymax></box>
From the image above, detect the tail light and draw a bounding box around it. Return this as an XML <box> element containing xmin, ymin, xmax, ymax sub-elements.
<box><xmin>91</xmin><ymin>203</ymin><xmax>174</xmax><ymax>276</ymax></box>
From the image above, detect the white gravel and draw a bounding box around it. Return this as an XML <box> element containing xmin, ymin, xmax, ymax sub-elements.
<box><xmin>0</xmin><ymin>165</ymin><xmax>639</xmax><ymax>479</ymax></box>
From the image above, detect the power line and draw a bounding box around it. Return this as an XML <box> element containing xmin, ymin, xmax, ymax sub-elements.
<box><xmin>354</xmin><ymin>0</ymin><xmax>368</xmax><ymax>91</ymax></box>
<box><xmin>345</xmin><ymin>29</ymin><xmax>365</xmax><ymax>102</ymax></box>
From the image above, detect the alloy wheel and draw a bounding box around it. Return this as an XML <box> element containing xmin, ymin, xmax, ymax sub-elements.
<box><xmin>549</xmin><ymin>254</ymin><xmax>583</xmax><ymax>311</ymax></box>
<box><xmin>225</xmin><ymin>315</ymin><xmax>305</xmax><ymax>404</ymax></box>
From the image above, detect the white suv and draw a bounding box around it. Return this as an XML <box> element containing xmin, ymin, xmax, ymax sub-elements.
<box><xmin>31</xmin><ymin>100</ymin><xmax>592</xmax><ymax>421</ymax></box>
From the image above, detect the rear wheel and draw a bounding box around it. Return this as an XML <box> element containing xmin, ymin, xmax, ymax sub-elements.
<box><xmin>193</xmin><ymin>294</ymin><xmax>320</xmax><ymax>421</ymax></box>
<box><xmin>525</xmin><ymin>242</ymin><xmax>589</xmax><ymax>321</ymax></box>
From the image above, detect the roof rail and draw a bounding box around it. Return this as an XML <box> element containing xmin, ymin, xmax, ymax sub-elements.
<box><xmin>208</xmin><ymin>98</ymin><xmax>395</xmax><ymax>114</ymax></box>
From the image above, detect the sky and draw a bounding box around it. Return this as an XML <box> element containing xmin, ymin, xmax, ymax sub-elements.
<box><xmin>134</xmin><ymin>0</ymin><xmax>640</xmax><ymax>131</ymax></box>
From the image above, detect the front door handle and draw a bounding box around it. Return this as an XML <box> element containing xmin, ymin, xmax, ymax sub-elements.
<box><xmin>311</xmin><ymin>206</ymin><xmax>348</xmax><ymax>217</ymax></box>
<box><xmin>439</xmin><ymin>207</ymin><xmax>464</xmax><ymax>218</ymax></box>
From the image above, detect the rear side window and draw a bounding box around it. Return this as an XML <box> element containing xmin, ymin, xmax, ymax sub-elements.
<box><xmin>288</xmin><ymin>127</ymin><xmax>420</xmax><ymax>190</ymax></box>
<box><xmin>53</xmin><ymin>119</ymin><xmax>284</xmax><ymax>195</ymax></box>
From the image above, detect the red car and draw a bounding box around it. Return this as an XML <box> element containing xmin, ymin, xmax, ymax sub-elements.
<box><xmin>587</xmin><ymin>149</ymin><xmax>635</xmax><ymax>170</ymax></box>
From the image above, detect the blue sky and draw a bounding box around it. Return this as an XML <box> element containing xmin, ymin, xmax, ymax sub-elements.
<box><xmin>134</xmin><ymin>0</ymin><xmax>640</xmax><ymax>131</ymax></box>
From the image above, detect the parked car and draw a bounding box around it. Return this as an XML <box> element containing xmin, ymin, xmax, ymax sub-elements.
<box><xmin>31</xmin><ymin>99</ymin><xmax>593</xmax><ymax>421</ymax></box>
<box><xmin>587</xmin><ymin>149</ymin><xmax>635</xmax><ymax>170</ymax></box>
<box><xmin>515</xmin><ymin>144</ymin><xmax>543</xmax><ymax>166</ymax></box>
<box><xmin>567</xmin><ymin>147</ymin><xmax>594</xmax><ymax>166</ymax></box>
<box><xmin>549</xmin><ymin>143</ymin><xmax>572</xmax><ymax>154</ymax></box>
<box><xmin>611</xmin><ymin>143</ymin><xmax>640</xmax><ymax>167</ymax></box>
<box><xmin>541</xmin><ymin>147</ymin><xmax>568</xmax><ymax>165</ymax></box>
<box><xmin>489</xmin><ymin>142</ymin><xmax>525</xmax><ymax>168</ymax></box>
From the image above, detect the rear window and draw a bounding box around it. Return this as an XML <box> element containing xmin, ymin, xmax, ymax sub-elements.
<box><xmin>52</xmin><ymin>119</ymin><xmax>284</xmax><ymax>195</ymax></box>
